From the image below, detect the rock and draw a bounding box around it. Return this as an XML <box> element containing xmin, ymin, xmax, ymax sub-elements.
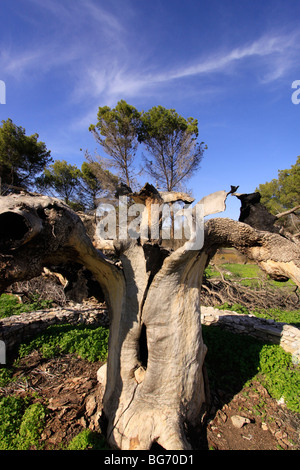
<box><xmin>231</xmin><ymin>415</ymin><xmax>251</xmax><ymax>428</ymax></box>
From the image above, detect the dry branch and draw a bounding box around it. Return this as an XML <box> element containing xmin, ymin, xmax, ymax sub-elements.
<box><xmin>275</xmin><ymin>205</ymin><xmax>300</xmax><ymax>219</ymax></box>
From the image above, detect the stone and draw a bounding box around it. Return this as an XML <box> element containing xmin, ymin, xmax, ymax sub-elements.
<box><xmin>231</xmin><ymin>415</ymin><xmax>251</xmax><ymax>428</ymax></box>
<box><xmin>200</xmin><ymin>306</ymin><xmax>300</xmax><ymax>360</ymax></box>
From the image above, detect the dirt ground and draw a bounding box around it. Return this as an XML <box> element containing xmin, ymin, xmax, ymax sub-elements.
<box><xmin>204</xmin><ymin>381</ymin><xmax>300</xmax><ymax>450</ymax></box>
<box><xmin>1</xmin><ymin>351</ymin><xmax>299</xmax><ymax>451</ymax></box>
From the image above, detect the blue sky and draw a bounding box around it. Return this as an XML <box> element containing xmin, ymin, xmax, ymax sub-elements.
<box><xmin>1</xmin><ymin>0</ymin><xmax>300</xmax><ymax>219</ymax></box>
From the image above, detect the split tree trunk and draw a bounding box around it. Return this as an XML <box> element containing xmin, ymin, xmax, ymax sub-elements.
<box><xmin>0</xmin><ymin>189</ymin><xmax>299</xmax><ymax>450</ymax></box>
<box><xmin>102</xmin><ymin>242</ymin><xmax>210</xmax><ymax>449</ymax></box>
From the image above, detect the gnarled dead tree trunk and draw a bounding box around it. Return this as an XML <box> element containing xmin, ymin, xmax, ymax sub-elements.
<box><xmin>0</xmin><ymin>187</ymin><xmax>299</xmax><ymax>450</ymax></box>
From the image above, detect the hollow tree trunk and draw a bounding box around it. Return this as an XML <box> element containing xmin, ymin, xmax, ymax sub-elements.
<box><xmin>0</xmin><ymin>190</ymin><xmax>299</xmax><ymax>450</ymax></box>
<box><xmin>100</xmin><ymin>188</ymin><xmax>229</xmax><ymax>449</ymax></box>
<box><xmin>102</xmin><ymin>242</ymin><xmax>210</xmax><ymax>450</ymax></box>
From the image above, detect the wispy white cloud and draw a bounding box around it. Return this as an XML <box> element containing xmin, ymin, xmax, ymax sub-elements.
<box><xmin>0</xmin><ymin>49</ymin><xmax>42</xmax><ymax>77</ymax></box>
<box><xmin>74</xmin><ymin>30</ymin><xmax>300</xmax><ymax>109</ymax></box>
<box><xmin>152</xmin><ymin>31</ymin><xmax>299</xmax><ymax>84</ymax></box>
<box><xmin>68</xmin><ymin>27</ymin><xmax>300</xmax><ymax>131</ymax></box>
<box><xmin>1</xmin><ymin>0</ymin><xmax>128</xmax><ymax>80</ymax></box>
<box><xmin>2</xmin><ymin>0</ymin><xmax>299</xmax><ymax>130</ymax></box>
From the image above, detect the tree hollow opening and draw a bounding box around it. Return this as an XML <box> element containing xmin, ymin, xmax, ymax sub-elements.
<box><xmin>138</xmin><ymin>323</ymin><xmax>148</xmax><ymax>369</ymax></box>
<box><xmin>0</xmin><ymin>212</ymin><xmax>29</xmax><ymax>249</ymax></box>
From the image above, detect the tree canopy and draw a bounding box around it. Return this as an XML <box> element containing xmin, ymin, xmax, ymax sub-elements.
<box><xmin>89</xmin><ymin>100</ymin><xmax>141</xmax><ymax>188</ymax></box>
<box><xmin>79</xmin><ymin>159</ymin><xmax>118</xmax><ymax>209</ymax></box>
<box><xmin>36</xmin><ymin>158</ymin><xmax>118</xmax><ymax>211</ymax></box>
<box><xmin>138</xmin><ymin>106</ymin><xmax>205</xmax><ymax>191</ymax></box>
<box><xmin>0</xmin><ymin>118</ymin><xmax>52</xmax><ymax>193</ymax></box>
<box><xmin>36</xmin><ymin>160</ymin><xmax>81</xmax><ymax>205</ymax></box>
<box><xmin>257</xmin><ymin>156</ymin><xmax>300</xmax><ymax>234</ymax></box>
<box><xmin>1</xmin><ymin>102</ymin><xmax>206</xmax><ymax>208</ymax></box>
<box><xmin>257</xmin><ymin>156</ymin><xmax>300</xmax><ymax>213</ymax></box>
<box><xmin>89</xmin><ymin>101</ymin><xmax>206</xmax><ymax>192</ymax></box>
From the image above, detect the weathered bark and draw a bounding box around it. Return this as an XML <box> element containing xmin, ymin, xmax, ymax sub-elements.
<box><xmin>101</xmin><ymin>188</ymin><xmax>227</xmax><ymax>449</ymax></box>
<box><xmin>204</xmin><ymin>217</ymin><xmax>300</xmax><ymax>286</ymax></box>
<box><xmin>0</xmin><ymin>193</ymin><xmax>124</xmax><ymax>316</ymax></box>
<box><xmin>0</xmin><ymin>189</ymin><xmax>299</xmax><ymax>450</ymax></box>
<box><xmin>102</xmin><ymin>242</ymin><xmax>210</xmax><ymax>450</ymax></box>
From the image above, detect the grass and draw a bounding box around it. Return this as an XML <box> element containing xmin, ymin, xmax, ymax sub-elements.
<box><xmin>216</xmin><ymin>303</ymin><xmax>300</xmax><ymax>326</ymax></box>
<box><xmin>205</xmin><ymin>262</ymin><xmax>295</xmax><ymax>288</ymax></box>
<box><xmin>0</xmin><ymin>293</ymin><xmax>53</xmax><ymax>319</ymax></box>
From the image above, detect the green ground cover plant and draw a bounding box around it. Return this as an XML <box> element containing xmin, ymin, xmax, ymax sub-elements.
<box><xmin>0</xmin><ymin>395</ymin><xmax>46</xmax><ymax>450</ymax></box>
<box><xmin>259</xmin><ymin>344</ymin><xmax>300</xmax><ymax>412</ymax></box>
<box><xmin>0</xmin><ymin>293</ymin><xmax>53</xmax><ymax>319</ymax></box>
<box><xmin>216</xmin><ymin>302</ymin><xmax>300</xmax><ymax>326</ymax></box>
<box><xmin>0</xmin><ymin>368</ymin><xmax>13</xmax><ymax>387</ymax></box>
<box><xmin>1</xmin><ymin>298</ymin><xmax>299</xmax><ymax>450</ymax></box>
<box><xmin>251</xmin><ymin>308</ymin><xmax>300</xmax><ymax>326</ymax></box>
<box><xmin>18</xmin><ymin>324</ymin><xmax>109</xmax><ymax>362</ymax></box>
<box><xmin>202</xmin><ymin>325</ymin><xmax>300</xmax><ymax>413</ymax></box>
<box><xmin>67</xmin><ymin>429</ymin><xmax>109</xmax><ymax>450</ymax></box>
